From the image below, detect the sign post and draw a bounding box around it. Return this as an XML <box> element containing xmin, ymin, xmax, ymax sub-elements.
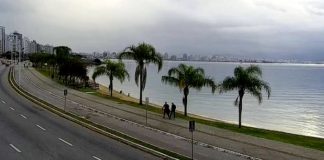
<box><xmin>189</xmin><ymin>120</ymin><xmax>195</xmax><ymax>160</ymax></box>
<box><xmin>64</xmin><ymin>89</ymin><xmax>67</xmax><ymax>111</ymax></box>
<box><xmin>145</xmin><ymin>97</ymin><xmax>149</xmax><ymax>126</ymax></box>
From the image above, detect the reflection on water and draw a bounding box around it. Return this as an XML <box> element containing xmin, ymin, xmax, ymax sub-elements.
<box><xmin>88</xmin><ymin>61</ymin><xmax>324</xmax><ymax>138</ymax></box>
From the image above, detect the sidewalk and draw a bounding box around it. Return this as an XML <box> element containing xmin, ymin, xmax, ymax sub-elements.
<box><xmin>15</xmin><ymin>67</ymin><xmax>324</xmax><ymax>160</ymax></box>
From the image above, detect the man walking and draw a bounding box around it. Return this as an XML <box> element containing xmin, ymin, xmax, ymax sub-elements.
<box><xmin>170</xmin><ymin>102</ymin><xmax>176</xmax><ymax>119</ymax></box>
<box><xmin>162</xmin><ymin>102</ymin><xmax>170</xmax><ymax>119</ymax></box>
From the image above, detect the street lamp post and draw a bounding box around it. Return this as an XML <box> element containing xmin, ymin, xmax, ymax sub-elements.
<box><xmin>145</xmin><ymin>97</ymin><xmax>149</xmax><ymax>126</ymax></box>
<box><xmin>64</xmin><ymin>89</ymin><xmax>67</xmax><ymax>111</ymax></box>
<box><xmin>189</xmin><ymin>120</ymin><xmax>195</xmax><ymax>160</ymax></box>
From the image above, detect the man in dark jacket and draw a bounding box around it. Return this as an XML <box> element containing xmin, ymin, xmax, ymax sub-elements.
<box><xmin>170</xmin><ymin>102</ymin><xmax>176</xmax><ymax>119</ymax></box>
<box><xmin>162</xmin><ymin>102</ymin><xmax>170</xmax><ymax>119</ymax></box>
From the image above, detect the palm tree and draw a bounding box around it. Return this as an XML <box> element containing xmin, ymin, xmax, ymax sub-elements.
<box><xmin>220</xmin><ymin>65</ymin><xmax>271</xmax><ymax>128</ymax></box>
<box><xmin>162</xmin><ymin>64</ymin><xmax>216</xmax><ymax>116</ymax></box>
<box><xmin>92</xmin><ymin>60</ymin><xmax>129</xmax><ymax>97</ymax></box>
<box><xmin>118</xmin><ymin>43</ymin><xmax>163</xmax><ymax>105</ymax></box>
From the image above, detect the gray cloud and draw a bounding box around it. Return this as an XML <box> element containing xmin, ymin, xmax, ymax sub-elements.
<box><xmin>253</xmin><ymin>0</ymin><xmax>286</xmax><ymax>12</ymax></box>
<box><xmin>1</xmin><ymin>0</ymin><xmax>324</xmax><ymax>61</ymax></box>
<box><xmin>305</xmin><ymin>1</ymin><xmax>324</xmax><ymax>15</ymax></box>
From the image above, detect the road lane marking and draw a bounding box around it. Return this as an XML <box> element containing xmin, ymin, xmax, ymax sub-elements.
<box><xmin>10</xmin><ymin>107</ymin><xmax>15</xmax><ymax>111</ymax></box>
<box><xmin>58</xmin><ymin>138</ymin><xmax>73</xmax><ymax>146</ymax></box>
<box><xmin>36</xmin><ymin>124</ymin><xmax>46</xmax><ymax>131</ymax></box>
<box><xmin>92</xmin><ymin>156</ymin><xmax>102</xmax><ymax>160</ymax></box>
<box><xmin>1</xmin><ymin>100</ymin><xmax>6</xmax><ymax>104</ymax></box>
<box><xmin>9</xmin><ymin>144</ymin><xmax>21</xmax><ymax>153</ymax></box>
<box><xmin>20</xmin><ymin>114</ymin><xmax>27</xmax><ymax>119</ymax></box>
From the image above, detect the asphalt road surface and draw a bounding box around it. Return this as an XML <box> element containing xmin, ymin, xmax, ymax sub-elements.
<box><xmin>0</xmin><ymin>65</ymin><xmax>159</xmax><ymax>160</ymax></box>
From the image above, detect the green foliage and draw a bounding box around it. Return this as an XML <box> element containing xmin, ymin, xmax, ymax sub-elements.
<box><xmin>220</xmin><ymin>65</ymin><xmax>271</xmax><ymax>127</ymax></box>
<box><xmin>119</xmin><ymin>42</ymin><xmax>163</xmax><ymax>104</ymax></box>
<box><xmin>162</xmin><ymin>63</ymin><xmax>216</xmax><ymax>116</ymax></box>
<box><xmin>29</xmin><ymin>46</ymin><xmax>89</xmax><ymax>87</ymax></box>
<box><xmin>92</xmin><ymin>60</ymin><xmax>129</xmax><ymax>97</ymax></box>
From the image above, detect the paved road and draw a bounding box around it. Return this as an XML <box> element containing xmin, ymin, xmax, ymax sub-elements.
<box><xmin>17</xmin><ymin>64</ymin><xmax>324</xmax><ymax>160</ymax></box>
<box><xmin>16</xmin><ymin>65</ymin><xmax>249</xmax><ymax>160</ymax></box>
<box><xmin>0</xmin><ymin>65</ymin><xmax>159</xmax><ymax>160</ymax></box>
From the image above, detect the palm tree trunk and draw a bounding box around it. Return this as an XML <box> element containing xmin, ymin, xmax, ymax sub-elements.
<box><xmin>238</xmin><ymin>89</ymin><xmax>244</xmax><ymax>128</ymax></box>
<box><xmin>183</xmin><ymin>94</ymin><xmax>188</xmax><ymax>116</ymax></box>
<box><xmin>139</xmin><ymin>65</ymin><xmax>143</xmax><ymax>105</ymax></box>
<box><xmin>239</xmin><ymin>95</ymin><xmax>243</xmax><ymax>128</ymax></box>
<box><xmin>109</xmin><ymin>75</ymin><xmax>113</xmax><ymax>97</ymax></box>
<box><xmin>183</xmin><ymin>86</ymin><xmax>189</xmax><ymax>116</ymax></box>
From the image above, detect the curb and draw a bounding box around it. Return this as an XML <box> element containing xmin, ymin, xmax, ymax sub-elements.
<box><xmin>8</xmin><ymin>67</ymin><xmax>191</xmax><ymax>160</ymax></box>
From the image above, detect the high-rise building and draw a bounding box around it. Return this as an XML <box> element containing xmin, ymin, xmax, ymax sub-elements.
<box><xmin>0</xmin><ymin>26</ymin><xmax>5</xmax><ymax>55</ymax></box>
<box><xmin>44</xmin><ymin>44</ymin><xmax>53</xmax><ymax>54</ymax></box>
<box><xmin>8</xmin><ymin>31</ymin><xmax>23</xmax><ymax>56</ymax></box>
<box><xmin>163</xmin><ymin>52</ymin><xmax>169</xmax><ymax>60</ymax></box>
<box><xmin>23</xmin><ymin>37</ymin><xmax>31</xmax><ymax>55</ymax></box>
<box><xmin>29</xmin><ymin>40</ymin><xmax>38</xmax><ymax>53</ymax></box>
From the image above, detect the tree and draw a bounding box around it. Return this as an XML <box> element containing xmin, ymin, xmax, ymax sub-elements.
<box><xmin>220</xmin><ymin>65</ymin><xmax>271</xmax><ymax>128</ymax></box>
<box><xmin>92</xmin><ymin>60</ymin><xmax>129</xmax><ymax>97</ymax></box>
<box><xmin>162</xmin><ymin>64</ymin><xmax>216</xmax><ymax>116</ymax></box>
<box><xmin>54</xmin><ymin>46</ymin><xmax>71</xmax><ymax>76</ymax></box>
<box><xmin>118</xmin><ymin>43</ymin><xmax>163</xmax><ymax>105</ymax></box>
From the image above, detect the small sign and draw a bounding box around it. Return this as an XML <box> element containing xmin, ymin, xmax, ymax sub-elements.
<box><xmin>189</xmin><ymin>120</ymin><xmax>195</xmax><ymax>132</ymax></box>
<box><xmin>145</xmin><ymin>97</ymin><xmax>149</xmax><ymax>105</ymax></box>
<box><xmin>64</xmin><ymin>89</ymin><xmax>68</xmax><ymax>96</ymax></box>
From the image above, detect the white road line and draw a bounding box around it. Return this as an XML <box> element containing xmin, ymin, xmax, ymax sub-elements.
<box><xmin>92</xmin><ymin>156</ymin><xmax>102</xmax><ymax>160</ymax></box>
<box><xmin>10</xmin><ymin>107</ymin><xmax>15</xmax><ymax>111</ymax></box>
<box><xmin>36</xmin><ymin>124</ymin><xmax>46</xmax><ymax>131</ymax></box>
<box><xmin>9</xmin><ymin>144</ymin><xmax>21</xmax><ymax>153</ymax></box>
<box><xmin>20</xmin><ymin>114</ymin><xmax>27</xmax><ymax>119</ymax></box>
<box><xmin>1</xmin><ymin>100</ymin><xmax>6</xmax><ymax>104</ymax></box>
<box><xmin>58</xmin><ymin>138</ymin><xmax>73</xmax><ymax>146</ymax></box>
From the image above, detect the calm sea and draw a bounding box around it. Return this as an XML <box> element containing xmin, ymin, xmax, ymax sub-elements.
<box><xmin>88</xmin><ymin>60</ymin><xmax>324</xmax><ymax>138</ymax></box>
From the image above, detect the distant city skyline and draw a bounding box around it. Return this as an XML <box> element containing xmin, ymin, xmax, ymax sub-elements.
<box><xmin>1</xmin><ymin>0</ymin><xmax>324</xmax><ymax>61</ymax></box>
<box><xmin>0</xmin><ymin>26</ymin><xmax>54</xmax><ymax>56</ymax></box>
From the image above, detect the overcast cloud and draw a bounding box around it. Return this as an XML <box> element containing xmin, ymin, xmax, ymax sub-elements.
<box><xmin>1</xmin><ymin>0</ymin><xmax>324</xmax><ymax>60</ymax></box>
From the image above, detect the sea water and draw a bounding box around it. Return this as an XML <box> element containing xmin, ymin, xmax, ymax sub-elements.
<box><xmin>88</xmin><ymin>60</ymin><xmax>324</xmax><ymax>138</ymax></box>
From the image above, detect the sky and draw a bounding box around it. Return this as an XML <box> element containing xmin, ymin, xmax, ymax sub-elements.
<box><xmin>1</xmin><ymin>0</ymin><xmax>324</xmax><ymax>60</ymax></box>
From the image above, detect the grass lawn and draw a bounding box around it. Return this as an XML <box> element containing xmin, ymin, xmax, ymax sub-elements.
<box><xmin>36</xmin><ymin>68</ymin><xmax>324</xmax><ymax>151</ymax></box>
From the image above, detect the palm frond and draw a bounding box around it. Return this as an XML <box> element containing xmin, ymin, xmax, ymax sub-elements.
<box><xmin>246</xmin><ymin>65</ymin><xmax>262</xmax><ymax>76</ymax></box>
<box><xmin>205</xmin><ymin>78</ymin><xmax>217</xmax><ymax>93</ymax></box>
<box><xmin>249</xmin><ymin>87</ymin><xmax>263</xmax><ymax>104</ymax></box>
<box><xmin>261</xmin><ymin>81</ymin><xmax>271</xmax><ymax>98</ymax></box>
<box><xmin>142</xmin><ymin>66</ymin><xmax>147</xmax><ymax>90</ymax></box>
<box><xmin>195</xmin><ymin>67</ymin><xmax>205</xmax><ymax>75</ymax></box>
<box><xmin>162</xmin><ymin>75</ymin><xmax>180</xmax><ymax>85</ymax></box>
<box><xmin>220</xmin><ymin>77</ymin><xmax>238</xmax><ymax>93</ymax></box>
<box><xmin>234</xmin><ymin>66</ymin><xmax>244</xmax><ymax>78</ymax></box>
<box><xmin>168</xmin><ymin>67</ymin><xmax>180</xmax><ymax>76</ymax></box>
<box><xmin>92</xmin><ymin>66</ymin><xmax>107</xmax><ymax>81</ymax></box>
<box><xmin>134</xmin><ymin>65</ymin><xmax>141</xmax><ymax>86</ymax></box>
<box><xmin>234</xmin><ymin>96</ymin><xmax>239</xmax><ymax>106</ymax></box>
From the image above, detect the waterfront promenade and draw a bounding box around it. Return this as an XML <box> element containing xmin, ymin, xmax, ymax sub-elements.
<box><xmin>15</xmin><ymin>66</ymin><xmax>324</xmax><ymax>160</ymax></box>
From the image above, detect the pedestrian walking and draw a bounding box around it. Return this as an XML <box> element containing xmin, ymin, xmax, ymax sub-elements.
<box><xmin>170</xmin><ymin>102</ymin><xmax>176</xmax><ymax>119</ymax></box>
<box><xmin>162</xmin><ymin>102</ymin><xmax>170</xmax><ymax>119</ymax></box>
